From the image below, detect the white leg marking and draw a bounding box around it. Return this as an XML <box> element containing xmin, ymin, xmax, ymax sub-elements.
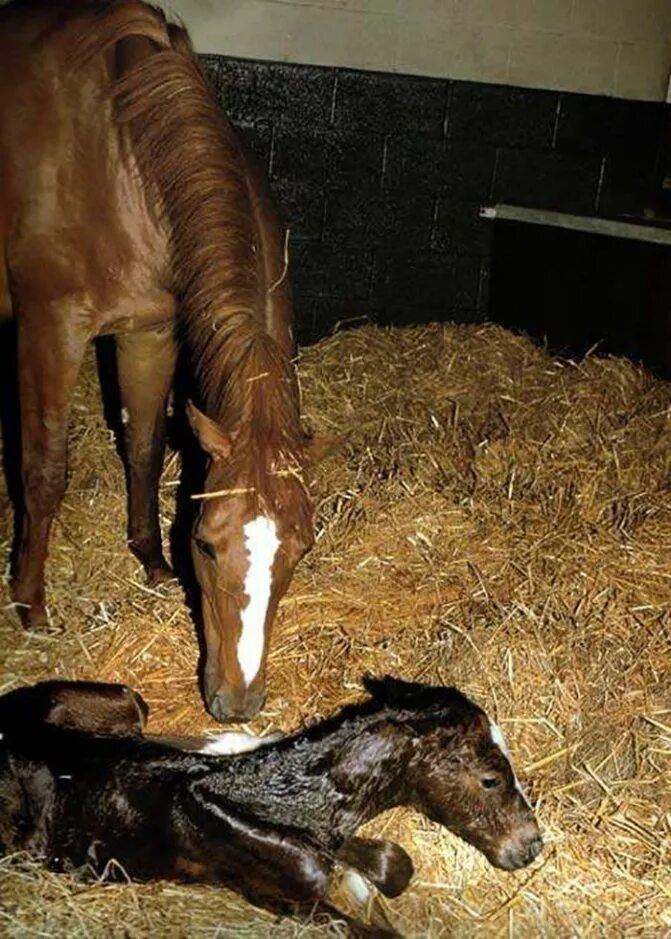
<box><xmin>489</xmin><ymin>720</ymin><xmax>532</xmax><ymax>808</ymax></box>
<box><xmin>120</xmin><ymin>407</ymin><xmax>130</xmax><ymax>425</ymax></box>
<box><xmin>199</xmin><ymin>730</ymin><xmax>282</xmax><ymax>755</ymax></box>
<box><xmin>237</xmin><ymin>516</ymin><xmax>280</xmax><ymax>686</ymax></box>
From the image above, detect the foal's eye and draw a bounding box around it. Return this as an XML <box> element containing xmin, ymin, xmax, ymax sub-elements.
<box><xmin>194</xmin><ymin>537</ymin><xmax>216</xmax><ymax>560</ymax></box>
<box><xmin>480</xmin><ymin>775</ymin><xmax>502</xmax><ymax>790</ymax></box>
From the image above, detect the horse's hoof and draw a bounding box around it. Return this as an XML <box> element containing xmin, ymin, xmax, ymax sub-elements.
<box><xmin>146</xmin><ymin>564</ymin><xmax>176</xmax><ymax>588</ymax></box>
<box><xmin>13</xmin><ymin>601</ymin><xmax>61</xmax><ymax>633</ymax></box>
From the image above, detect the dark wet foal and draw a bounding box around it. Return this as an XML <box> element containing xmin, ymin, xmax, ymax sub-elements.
<box><xmin>0</xmin><ymin>677</ymin><xmax>542</xmax><ymax>932</ymax></box>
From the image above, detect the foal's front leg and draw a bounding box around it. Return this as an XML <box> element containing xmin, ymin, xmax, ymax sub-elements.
<box><xmin>115</xmin><ymin>326</ymin><xmax>177</xmax><ymax>584</ymax></box>
<box><xmin>11</xmin><ymin>313</ymin><xmax>87</xmax><ymax>629</ymax></box>
<box><xmin>182</xmin><ymin>786</ymin><xmax>398</xmax><ymax>934</ymax></box>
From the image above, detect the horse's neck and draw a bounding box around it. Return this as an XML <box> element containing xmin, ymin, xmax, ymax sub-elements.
<box><xmin>196</xmin><ymin>314</ymin><xmax>300</xmax><ymax>442</ymax></box>
<box><xmin>198</xmin><ymin>713</ymin><xmax>412</xmax><ymax>846</ymax></box>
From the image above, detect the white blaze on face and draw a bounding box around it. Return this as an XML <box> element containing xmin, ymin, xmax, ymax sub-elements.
<box><xmin>489</xmin><ymin>720</ymin><xmax>532</xmax><ymax>808</ymax></box>
<box><xmin>237</xmin><ymin>516</ymin><xmax>280</xmax><ymax>687</ymax></box>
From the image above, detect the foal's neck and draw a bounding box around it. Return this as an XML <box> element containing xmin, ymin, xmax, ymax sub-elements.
<box><xmin>323</xmin><ymin>715</ymin><xmax>413</xmax><ymax>834</ymax></box>
<box><xmin>199</xmin><ymin>709</ymin><xmax>413</xmax><ymax>847</ymax></box>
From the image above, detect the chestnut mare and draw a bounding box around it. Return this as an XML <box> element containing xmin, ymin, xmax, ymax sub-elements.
<box><xmin>0</xmin><ymin>0</ymin><xmax>320</xmax><ymax>721</ymax></box>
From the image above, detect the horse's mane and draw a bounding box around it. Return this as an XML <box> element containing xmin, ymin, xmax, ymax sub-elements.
<box><xmin>68</xmin><ymin>1</ymin><xmax>301</xmax><ymax>441</ymax></box>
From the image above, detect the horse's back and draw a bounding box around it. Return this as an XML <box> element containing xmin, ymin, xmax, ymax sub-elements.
<box><xmin>0</xmin><ymin>0</ymin><xmax>172</xmax><ymax>329</ymax></box>
<box><xmin>0</xmin><ymin>2</ymin><xmax>62</xmax><ymax>317</ymax></box>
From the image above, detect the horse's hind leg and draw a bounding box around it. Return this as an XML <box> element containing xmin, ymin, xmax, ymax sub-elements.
<box><xmin>11</xmin><ymin>313</ymin><xmax>87</xmax><ymax>629</ymax></box>
<box><xmin>115</xmin><ymin>326</ymin><xmax>177</xmax><ymax>584</ymax></box>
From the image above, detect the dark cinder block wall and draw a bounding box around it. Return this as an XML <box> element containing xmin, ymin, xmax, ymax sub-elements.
<box><xmin>201</xmin><ymin>55</ymin><xmax>669</xmax><ymax>349</ymax></box>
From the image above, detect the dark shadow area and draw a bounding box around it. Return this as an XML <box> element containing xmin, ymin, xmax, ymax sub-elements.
<box><xmin>94</xmin><ymin>336</ymin><xmax>124</xmax><ymax>458</ymax></box>
<box><xmin>488</xmin><ymin>220</ymin><xmax>671</xmax><ymax>378</ymax></box>
<box><xmin>0</xmin><ymin>319</ymin><xmax>23</xmax><ymax>574</ymax></box>
<box><xmin>167</xmin><ymin>351</ymin><xmax>208</xmax><ymax>697</ymax></box>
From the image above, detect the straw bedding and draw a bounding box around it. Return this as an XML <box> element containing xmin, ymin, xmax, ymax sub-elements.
<box><xmin>0</xmin><ymin>322</ymin><xmax>669</xmax><ymax>937</ymax></box>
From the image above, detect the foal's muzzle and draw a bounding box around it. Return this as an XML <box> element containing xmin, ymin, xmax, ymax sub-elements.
<box><xmin>493</xmin><ymin>823</ymin><xmax>543</xmax><ymax>870</ymax></box>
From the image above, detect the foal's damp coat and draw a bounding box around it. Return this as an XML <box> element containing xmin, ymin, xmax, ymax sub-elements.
<box><xmin>0</xmin><ymin>0</ymin><xmax>318</xmax><ymax>720</ymax></box>
<box><xmin>0</xmin><ymin>677</ymin><xmax>542</xmax><ymax>932</ymax></box>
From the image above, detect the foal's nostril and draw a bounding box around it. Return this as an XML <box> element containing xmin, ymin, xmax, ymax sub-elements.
<box><xmin>496</xmin><ymin>831</ymin><xmax>543</xmax><ymax>870</ymax></box>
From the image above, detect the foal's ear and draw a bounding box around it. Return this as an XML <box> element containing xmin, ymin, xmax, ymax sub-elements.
<box><xmin>363</xmin><ymin>674</ymin><xmax>405</xmax><ymax>704</ymax></box>
<box><xmin>186</xmin><ymin>400</ymin><xmax>232</xmax><ymax>462</ymax></box>
<box><xmin>363</xmin><ymin>674</ymin><xmax>430</xmax><ymax>707</ymax></box>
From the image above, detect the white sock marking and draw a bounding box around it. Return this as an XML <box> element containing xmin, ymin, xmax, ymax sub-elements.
<box><xmin>237</xmin><ymin>516</ymin><xmax>279</xmax><ymax>686</ymax></box>
<box><xmin>489</xmin><ymin>720</ymin><xmax>532</xmax><ymax>808</ymax></box>
<box><xmin>199</xmin><ymin>730</ymin><xmax>281</xmax><ymax>755</ymax></box>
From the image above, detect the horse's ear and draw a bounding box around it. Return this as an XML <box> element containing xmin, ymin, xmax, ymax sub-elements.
<box><xmin>306</xmin><ymin>434</ymin><xmax>344</xmax><ymax>464</ymax></box>
<box><xmin>186</xmin><ymin>400</ymin><xmax>232</xmax><ymax>462</ymax></box>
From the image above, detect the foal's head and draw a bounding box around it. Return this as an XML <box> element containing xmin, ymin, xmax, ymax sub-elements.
<box><xmin>366</xmin><ymin>676</ymin><xmax>543</xmax><ymax>871</ymax></box>
<box><xmin>187</xmin><ymin>403</ymin><xmax>315</xmax><ymax>721</ymax></box>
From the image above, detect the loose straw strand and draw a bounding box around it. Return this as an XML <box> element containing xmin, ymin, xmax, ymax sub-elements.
<box><xmin>267</xmin><ymin>228</ymin><xmax>290</xmax><ymax>295</ymax></box>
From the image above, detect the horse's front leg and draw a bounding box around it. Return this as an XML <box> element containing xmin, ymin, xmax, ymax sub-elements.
<box><xmin>115</xmin><ymin>326</ymin><xmax>177</xmax><ymax>585</ymax></box>
<box><xmin>11</xmin><ymin>312</ymin><xmax>87</xmax><ymax>629</ymax></box>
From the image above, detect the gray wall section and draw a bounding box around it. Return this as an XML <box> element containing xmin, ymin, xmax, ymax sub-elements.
<box><xmin>201</xmin><ymin>54</ymin><xmax>669</xmax><ymax>359</ymax></box>
<box><xmin>162</xmin><ymin>0</ymin><xmax>671</xmax><ymax>102</ymax></box>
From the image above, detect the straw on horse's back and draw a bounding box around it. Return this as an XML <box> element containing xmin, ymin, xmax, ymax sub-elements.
<box><xmin>1</xmin><ymin>0</ymin><xmax>316</xmax><ymax>721</ymax></box>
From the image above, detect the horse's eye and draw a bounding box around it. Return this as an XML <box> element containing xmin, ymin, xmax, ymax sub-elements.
<box><xmin>480</xmin><ymin>775</ymin><xmax>502</xmax><ymax>790</ymax></box>
<box><xmin>194</xmin><ymin>536</ymin><xmax>216</xmax><ymax>560</ymax></box>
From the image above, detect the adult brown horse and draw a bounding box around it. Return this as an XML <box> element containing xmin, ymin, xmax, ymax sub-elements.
<box><xmin>0</xmin><ymin>0</ymin><xmax>323</xmax><ymax>721</ymax></box>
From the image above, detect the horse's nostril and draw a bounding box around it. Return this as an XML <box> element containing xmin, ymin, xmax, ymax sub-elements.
<box><xmin>207</xmin><ymin>692</ymin><xmax>230</xmax><ymax>723</ymax></box>
<box><xmin>208</xmin><ymin>687</ymin><xmax>265</xmax><ymax>723</ymax></box>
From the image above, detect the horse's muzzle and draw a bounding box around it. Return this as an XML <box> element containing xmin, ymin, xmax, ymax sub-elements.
<box><xmin>207</xmin><ymin>685</ymin><xmax>266</xmax><ymax>723</ymax></box>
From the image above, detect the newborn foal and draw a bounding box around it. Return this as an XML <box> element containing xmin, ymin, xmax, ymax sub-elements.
<box><xmin>0</xmin><ymin>677</ymin><xmax>542</xmax><ymax>931</ymax></box>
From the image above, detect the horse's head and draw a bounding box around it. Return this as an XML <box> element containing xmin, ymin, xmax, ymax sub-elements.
<box><xmin>365</xmin><ymin>676</ymin><xmax>543</xmax><ymax>871</ymax></box>
<box><xmin>187</xmin><ymin>403</ymin><xmax>317</xmax><ymax>721</ymax></box>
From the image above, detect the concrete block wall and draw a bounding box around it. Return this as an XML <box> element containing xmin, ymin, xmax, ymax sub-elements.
<box><xmin>162</xmin><ymin>0</ymin><xmax>671</xmax><ymax>102</ymax></box>
<box><xmin>201</xmin><ymin>55</ymin><xmax>668</xmax><ymax>345</ymax></box>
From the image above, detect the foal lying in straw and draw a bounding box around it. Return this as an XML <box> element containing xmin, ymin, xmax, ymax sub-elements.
<box><xmin>0</xmin><ymin>677</ymin><xmax>542</xmax><ymax>933</ymax></box>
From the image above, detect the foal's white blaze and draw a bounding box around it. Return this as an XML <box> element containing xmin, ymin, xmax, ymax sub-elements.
<box><xmin>237</xmin><ymin>516</ymin><xmax>280</xmax><ymax>686</ymax></box>
<box><xmin>489</xmin><ymin>720</ymin><xmax>532</xmax><ymax>808</ymax></box>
